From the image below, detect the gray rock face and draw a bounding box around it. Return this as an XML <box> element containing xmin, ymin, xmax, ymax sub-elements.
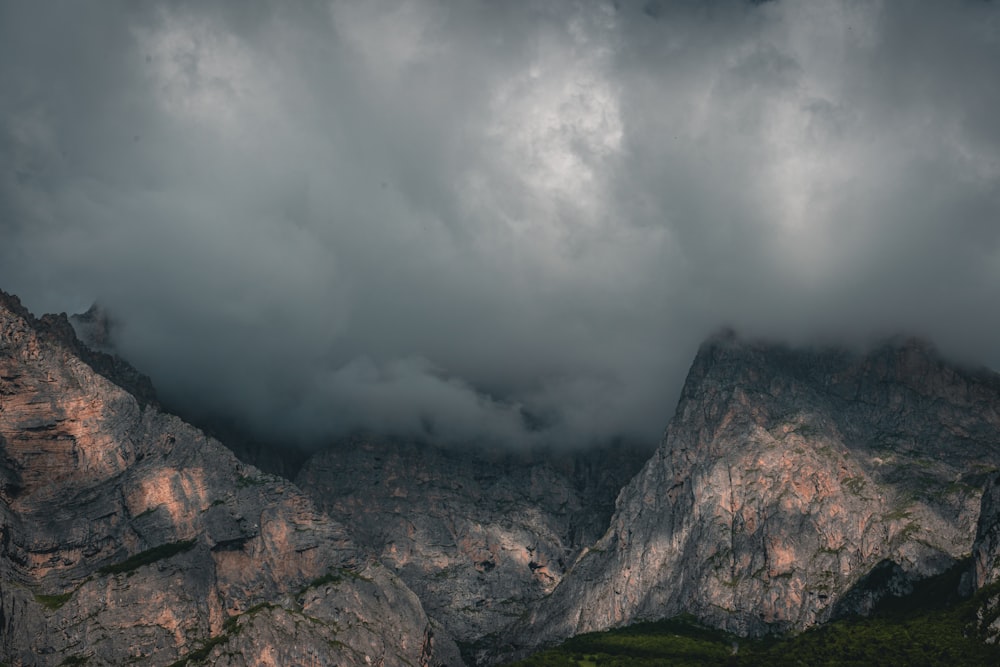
<box><xmin>973</xmin><ymin>475</ymin><xmax>1000</xmax><ymax>592</ymax></box>
<box><xmin>0</xmin><ymin>290</ymin><xmax>456</xmax><ymax>666</ymax></box>
<box><xmin>504</xmin><ymin>333</ymin><xmax>1000</xmax><ymax>659</ymax></box>
<box><xmin>295</xmin><ymin>438</ymin><xmax>650</xmax><ymax>653</ymax></box>
<box><xmin>971</xmin><ymin>474</ymin><xmax>1000</xmax><ymax>642</ymax></box>
<box><xmin>67</xmin><ymin>304</ymin><xmax>114</xmax><ymax>354</ymax></box>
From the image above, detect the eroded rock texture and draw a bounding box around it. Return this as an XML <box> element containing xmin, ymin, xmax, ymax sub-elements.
<box><xmin>504</xmin><ymin>333</ymin><xmax>1000</xmax><ymax>660</ymax></box>
<box><xmin>295</xmin><ymin>439</ymin><xmax>650</xmax><ymax>655</ymax></box>
<box><xmin>0</xmin><ymin>290</ymin><xmax>457</xmax><ymax>666</ymax></box>
<box><xmin>971</xmin><ymin>474</ymin><xmax>1000</xmax><ymax>641</ymax></box>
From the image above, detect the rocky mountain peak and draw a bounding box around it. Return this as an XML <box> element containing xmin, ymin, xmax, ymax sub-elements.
<box><xmin>686</xmin><ymin>331</ymin><xmax>943</xmax><ymax>389</ymax></box>
<box><xmin>69</xmin><ymin>302</ymin><xmax>114</xmax><ymax>352</ymax></box>
<box><xmin>0</xmin><ymin>289</ymin><xmax>459</xmax><ymax>666</ymax></box>
<box><xmin>1</xmin><ymin>290</ymin><xmax>158</xmax><ymax>409</ymax></box>
<box><xmin>500</xmin><ymin>334</ymin><xmax>1000</xmax><ymax>661</ymax></box>
<box><xmin>0</xmin><ymin>289</ymin><xmax>33</xmax><ymax>323</ymax></box>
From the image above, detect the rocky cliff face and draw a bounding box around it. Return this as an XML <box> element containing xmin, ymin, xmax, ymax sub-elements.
<box><xmin>63</xmin><ymin>296</ymin><xmax>651</xmax><ymax>661</ymax></box>
<box><xmin>295</xmin><ymin>438</ymin><xmax>650</xmax><ymax>657</ymax></box>
<box><xmin>504</xmin><ymin>333</ymin><xmax>1000</xmax><ymax>659</ymax></box>
<box><xmin>973</xmin><ymin>475</ymin><xmax>1000</xmax><ymax>592</ymax></box>
<box><xmin>14</xmin><ymin>286</ymin><xmax>1000</xmax><ymax>665</ymax></box>
<box><xmin>0</xmin><ymin>290</ymin><xmax>459</xmax><ymax>666</ymax></box>
<box><xmin>971</xmin><ymin>474</ymin><xmax>1000</xmax><ymax>641</ymax></box>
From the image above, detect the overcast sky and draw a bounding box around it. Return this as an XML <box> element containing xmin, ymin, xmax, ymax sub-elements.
<box><xmin>2</xmin><ymin>0</ymin><xmax>999</xmax><ymax>448</ymax></box>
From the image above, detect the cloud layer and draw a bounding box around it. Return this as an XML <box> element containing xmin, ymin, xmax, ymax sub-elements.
<box><xmin>2</xmin><ymin>1</ymin><xmax>999</xmax><ymax>447</ymax></box>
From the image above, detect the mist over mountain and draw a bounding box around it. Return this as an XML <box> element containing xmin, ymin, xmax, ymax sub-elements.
<box><xmin>2</xmin><ymin>1</ymin><xmax>999</xmax><ymax>448</ymax></box>
<box><xmin>501</xmin><ymin>332</ymin><xmax>1000</xmax><ymax>661</ymax></box>
<box><xmin>14</xmin><ymin>285</ymin><xmax>1000</xmax><ymax>665</ymax></box>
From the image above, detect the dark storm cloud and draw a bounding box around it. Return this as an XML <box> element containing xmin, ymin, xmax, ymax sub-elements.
<box><xmin>2</xmin><ymin>1</ymin><xmax>999</xmax><ymax>448</ymax></box>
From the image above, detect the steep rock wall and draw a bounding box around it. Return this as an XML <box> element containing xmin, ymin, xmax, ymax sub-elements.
<box><xmin>505</xmin><ymin>334</ymin><xmax>1000</xmax><ymax>659</ymax></box>
<box><xmin>0</xmin><ymin>290</ymin><xmax>459</xmax><ymax>666</ymax></box>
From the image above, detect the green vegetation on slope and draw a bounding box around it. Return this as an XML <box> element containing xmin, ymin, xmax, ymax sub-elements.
<box><xmin>97</xmin><ymin>539</ymin><xmax>197</xmax><ymax>575</ymax></box>
<box><xmin>510</xmin><ymin>616</ymin><xmax>736</xmax><ymax>667</ymax></box>
<box><xmin>509</xmin><ymin>564</ymin><xmax>1000</xmax><ymax>667</ymax></box>
<box><xmin>34</xmin><ymin>592</ymin><xmax>74</xmax><ymax>610</ymax></box>
<box><xmin>166</xmin><ymin>602</ymin><xmax>275</xmax><ymax>667</ymax></box>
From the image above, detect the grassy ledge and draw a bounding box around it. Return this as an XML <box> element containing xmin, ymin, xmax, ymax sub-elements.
<box><xmin>97</xmin><ymin>539</ymin><xmax>197</xmax><ymax>576</ymax></box>
<box><xmin>35</xmin><ymin>591</ymin><xmax>74</xmax><ymax>610</ymax></box>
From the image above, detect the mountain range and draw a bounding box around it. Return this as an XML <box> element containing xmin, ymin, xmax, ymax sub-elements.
<box><xmin>3</xmin><ymin>288</ymin><xmax>1000</xmax><ymax>665</ymax></box>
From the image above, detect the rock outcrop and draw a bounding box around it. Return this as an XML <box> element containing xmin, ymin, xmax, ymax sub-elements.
<box><xmin>973</xmin><ymin>475</ymin><xmax>1000</xmax><ymax>591</ymax></box>
<box><xmin>295</xmin><ymin>438</ymin><xmax>650</xmax><ymax>658</ymax></box>
<box><xmin>0</xmin><ymin>290</ymin><xmax>459</xmax><ymax>666</ymax></box>
<box><xmin>68</xmin><ymin>303</ymin><xmax>115</xmax><ymax>354</ymax></box>
<box><xmin>504</xmin><ymin>333</ymin><xmax>1000</xmax><ymax>659</ymax></box>
<box><xmin>971</xmin><ymin>474</ymin><xmax>1000</xmax><ymax>641</ymax></box>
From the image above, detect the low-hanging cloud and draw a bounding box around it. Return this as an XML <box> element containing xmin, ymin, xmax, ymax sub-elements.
<box><xmin>1</xmin><ymin>0</ymin><xmax>998</xmax><ymax>448</ymax></box>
